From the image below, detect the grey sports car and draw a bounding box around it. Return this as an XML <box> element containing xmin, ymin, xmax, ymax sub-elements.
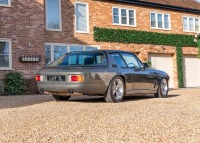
<box><xmin>36</xmin><ymin>50</ymin><xmax>169</xmax><ymax>103</ymax></box>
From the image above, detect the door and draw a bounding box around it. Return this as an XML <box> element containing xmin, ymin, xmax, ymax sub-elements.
<box><xmin>183</xmin><ymin>55</ymin><xmax>200</xmax><ymax>87</ymax></box>
<box><xmin>149</xmin><ymin>54</ymin><xmax>174</xmax><ymax>88</ymax></box>
<box><xmin>120</xmin><ymin>53</ymin><xmax>156</xmax><ymax>91</ymax></box>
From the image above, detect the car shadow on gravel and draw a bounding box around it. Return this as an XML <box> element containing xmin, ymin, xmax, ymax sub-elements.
<box><xmin>0</xmin><ymin>95</ymin><xmax>54</xmax><ymax>109</ymax></box>
<box><xmin>68</xmin><ymin>94</ymin><xmax>180</xmax><ymax>103</ymax></box>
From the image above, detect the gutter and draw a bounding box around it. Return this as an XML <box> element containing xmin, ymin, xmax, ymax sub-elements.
<box><xmin>115</xmin><ymin>0</ymin><xmax>200</xmax><ymax>14</ymax></box>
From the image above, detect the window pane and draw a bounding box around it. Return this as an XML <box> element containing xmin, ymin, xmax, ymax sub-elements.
<box><xmin>45</xmin><ymin>45</ymin><xmax>51</xmax><ymax>65</ymax></box>
<box><xmin>54</xmin><ymin>46</ymin><xmax>68</xmax><ymax>61</ymax></box>
<box><xmin>86</xmin><ymin>47</ymin><xmax>98</xmax><ymax>51</ymax></box>
<box><xmin>183</xmin><ymin>17</ymin><xmax>188</xmax><ymax>31</ymax></box>
<box><xmin>158</xmin><ymin>14</ymin><xmax>163</xmax><ymax>28</ymax></box>
<box><xmin>121</xmin><ymin>9</ymin><xmax>127</xmax><ymax>24</ymax></box>
<box><xmin>0</xmin><ymin>42</ymin><xmax>9</xmax><ymax>54</ymax></box>
<box><xmin>129</xmin><ymin>10</ymin><xmax>134</xmax><ymax>18</ymax></box>
<box><xmin>46</xmin><ymin>0</ymin><xmax>61</xmax><ymax>30</ymax></box>
<box><xmin>164</xmin><ymin>14</ymin><xmax>169</xmax><ymax>29</ymax></box>
<box><xmin>0</xmin><ymin>0</ymin><xmax>8</xmax><ymax>5</ymax></box>
<box><xmin>0</xmin><ymin>55</ymin><xmax>9</xmax><ymax>68</ymax></box>
<box><xmin>195</xmin><ymin>18</ymin><xmax>199</xmax><ymax>32</ymax></box>
<box><xmin>111</xmin><ymin>53</ymin><xmax>126</xmax><ymax>68</ymax></box>
<box><xmin>114</xmin><ymin>16</ymin><xmax>119</xmax><ymax>24</ymax></box>
<box><xmin>129</xmin><ymin>10</ymin><xmax>134</xmax><ymax>25</ymax></box>
<box><xmin>151</xmin><ymin>13</ymin><xmax>156</xmax><ymax>27</ymax></box>
<box><xmin>113</xmin><ymin>8</ymin><xmax>119</xmax><ymax>16</ymax></box>
<box><xmin>76</xmin><ymin>3</ymin><xmax>88</xmax><ymax>32</ymax></box>
<box><xmin>121</xmin><ymin>53</ymin><xmax>140</xmax><ymax>68</ymax></box>
<box><xmin>189</xmin><ymin>18</ymin><xmax>194</xmax><ymax>31</ymax></box>
<box><xmin>70</xmin><ymin>46</ymin><xmax>83</xmax><ymax>52</ymax></box>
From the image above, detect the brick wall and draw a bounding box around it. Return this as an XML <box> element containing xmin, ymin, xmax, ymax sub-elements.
<box><xmin>0</xmin><ymin>0</ymin><xmax>45</xmax><ymax>79</ymax></box>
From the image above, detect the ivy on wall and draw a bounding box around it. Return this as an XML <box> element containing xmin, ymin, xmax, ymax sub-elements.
<box><xmin>197</xmin><ymin>40</ymin><xmax>200</xmax><ymax>58</ymax></box>
<box><xmin>176</xmin><ymin>47</ymin><xmax>184</xmax><ymax>88</ymax></box>
<box><xmin>94</xmin><ymin>27</ymin><xmax>197</xmax><ymax>47</ymax></box>
<box><xmin>94</xmin><ymin>27</ymin><xmax>199</xmax><ymax>88</ymax></box>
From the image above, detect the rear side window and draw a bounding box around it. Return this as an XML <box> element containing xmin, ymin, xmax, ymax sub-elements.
<box><xmin>110</xmin><ymin>53</ymin><xmax>127</xmax><ymax>68</ymax></box>
<box><xmin>49</xmin><ymin>52</ymin><xmax>107</xmax><ymax>66</ymax></box>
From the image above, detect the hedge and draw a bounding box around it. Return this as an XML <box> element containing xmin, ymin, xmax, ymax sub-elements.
<box><xmin>94</xmin><ymin>27</ymin><xmax>197</xmax><ymax>47</ymax></box>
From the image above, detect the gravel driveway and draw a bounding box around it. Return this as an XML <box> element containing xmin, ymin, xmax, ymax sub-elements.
<box><xmin>0</xmin><ymin>88</ymin><xmax>200</xmax><ymax>143</ymax></box>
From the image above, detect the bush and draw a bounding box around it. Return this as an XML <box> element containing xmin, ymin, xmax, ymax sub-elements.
<box><xmin>4</xmin><ymin>71</ymin><xmax>25</xmax><ymax>95</ymax></box>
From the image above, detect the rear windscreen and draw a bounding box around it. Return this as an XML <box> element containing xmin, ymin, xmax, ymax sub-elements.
<box><xmin>49</xmin><ymin>51</ymin><xmax>107</xmax><ymax>66</ymax></box>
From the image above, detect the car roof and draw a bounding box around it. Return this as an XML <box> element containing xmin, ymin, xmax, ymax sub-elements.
<box><xmin>71</xmin><ymin>50</ymin><xmax>133</xmax><ymax>54</ymax></box>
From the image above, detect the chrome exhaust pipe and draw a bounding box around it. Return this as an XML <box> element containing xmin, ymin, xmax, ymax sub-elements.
<box><xmin>39</xmin><ymin>88</ymin><xmax>44</xmax><ymax>94</ymax></box>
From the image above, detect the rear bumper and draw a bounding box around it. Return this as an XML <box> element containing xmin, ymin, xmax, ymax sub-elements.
<box><xmin>37</xmin><ymin>82</ymin><xmax>107</xmax><ymax>96</ymax></box>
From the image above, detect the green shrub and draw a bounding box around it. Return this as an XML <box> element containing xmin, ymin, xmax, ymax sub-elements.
<box><xmin>4</xmin><ymin>71</ymin><xmax>25</xmax><ymax>95</ymax></box>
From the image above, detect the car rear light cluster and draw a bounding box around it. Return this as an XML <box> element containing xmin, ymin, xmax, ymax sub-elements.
<box><xmin>36</xmin><ymin>75</ymin><xmax>44</xmax><ymax>82</ymax></box>
<box><xmin>68</xmin><ymin>75</ymin><xmax>84</xmax><ymax>82</ymax></box>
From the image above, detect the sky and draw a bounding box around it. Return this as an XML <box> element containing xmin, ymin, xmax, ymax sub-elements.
<box><xmin>197</xmin><ymin>0</ymin><xmax>200</xmax><ymax>2</ymax></box>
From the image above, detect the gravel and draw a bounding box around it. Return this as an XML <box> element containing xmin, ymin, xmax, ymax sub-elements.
<box><xmin>0</xmin><ymin>88</ymin><xmax>200</xmax><ymax>143</ymax></box>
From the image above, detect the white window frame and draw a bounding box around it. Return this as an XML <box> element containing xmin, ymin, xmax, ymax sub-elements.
<box><xmin>182</xmin><ymin>16</ymin><xmax>200</xmax><ymax>33</ymax></box>
<box><xmin>112</xmin><ymin>7</ymin><xmax>136</xmax><ymax>27</ymax></box>
<box><xmin>75</xmin><ymin>2</ymin><xmax>89</xmax><ymax>33</ymax></box>
<box><xmin>0</xmin><ymin>39</ymin><xmax>12</xmax><ymax>70</ymax></box>
<box><xmin>150</xmin><ymin>12</ymin><xmax>171</xmax><ymax>30</ymax></box>
<box><xmin>0</xmin><ymin>0</ymin><xmax>11</xmax><ymax>7</ymax></box>
<box><xmin>45</xmin><ymin>43</ymin><xmax>100</xmax><ymax>63</ymax></box>
<box><xmin>45</xmin><ymin>0</ymin><xmax>62</xmax><ymax>31</ymax></box>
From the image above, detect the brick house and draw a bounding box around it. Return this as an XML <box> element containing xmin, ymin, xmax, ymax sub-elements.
<box><xmin>0</xmin><ymin>0</ymin><xmax>200</xmax><ymax>89</ymax></box>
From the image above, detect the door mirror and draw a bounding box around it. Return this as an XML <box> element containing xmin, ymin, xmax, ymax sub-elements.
<box><xmin>143</xmin><ymin>63</ymin><xmax>149</xmax><ymax>69</ymax></box>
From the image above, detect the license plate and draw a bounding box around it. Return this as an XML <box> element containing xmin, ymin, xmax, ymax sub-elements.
<box><xmin>46</xmin><ymin>75</ymin><xmax>66</xmax><ymax>82</ymax></box>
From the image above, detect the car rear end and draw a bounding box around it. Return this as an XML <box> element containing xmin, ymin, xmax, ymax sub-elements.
<box><xmin>36</xmin><ymin>51</ymin><xmax>114</xmax><ymax>96</ymax></box>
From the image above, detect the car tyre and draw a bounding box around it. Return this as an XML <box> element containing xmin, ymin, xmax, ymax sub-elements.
<box><xmin>104</xmin><ymin>76</ymin><xmax>125</xmax><ymax>103</ymax></box>
<box><xmin>52</xmin><ymin>95</ymin><xmax>71</xmax><ymax>101</ymax></box>
<box><xmin>155</xmin><ymin>78</ymin><xmax>169</xmax><ymax>98</ymax></box>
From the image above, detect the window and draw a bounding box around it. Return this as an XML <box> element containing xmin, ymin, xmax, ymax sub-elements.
<box><xmin>113</xmin><ymin>7</ymin><xmax>136</xmax><ymax>26</ymax></box>
<box><xmin>0</xmin><ymin>39</ymin><xmax>11</xmax><ymax>70</ymax></box>
<box><xmin>183</xmin><ymin>16</ymin><xmax>200</xmax><ymax>32</ymax></box>
<box><xmin>75</xmin><ymin>2</ymin><xmax>89</xmax><ymax>33</ymax></box>
<box><xmin>0</xmin><ymin>0</ymin><xmax>11</xmax><ymax>7</ymax></box>
<box><xmin>111</xmin><ymin>53</ymin><xmax>127</xmax><ymax>68</ymax></box>
<box><xmin>45</xmin><ymin>43</ymin><xmax>99</xmax><ymax>65</ymax></box>
<box><xmin>121</xmin><ymin>53</ymin><xmax>140</xmax><ymax>69</ymax></box>
<box><xmin>50</xmin><ymin>52</ymin><xmax>107</xmax><ymax>67</ymax></box>
<box><xmin>45</xmin><ymin>0</ymin><xmax>62</xmax><ymax>31</ymax></box>
<box><xmin>150</xmin><ymin>12</ymin><xmax>171</xmax><ymax>30</ymax></box>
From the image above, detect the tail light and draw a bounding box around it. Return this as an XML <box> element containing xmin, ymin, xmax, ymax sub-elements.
<box><xmin>36</xmin><ymin>75</ymin><xmax>44</xmax><ymax>82</ymax></box>
<box><xmin>69</xmin><ymin>75</ymin><xmax>84</xmax><ymax>82</ymax></box>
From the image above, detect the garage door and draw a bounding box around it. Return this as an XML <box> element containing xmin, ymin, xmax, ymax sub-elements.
<box><xmin>183</xmin><ymin>55</ymin><xmax>200</xmax><ymax>87</ymax></box>
<box><xmin>149</xmin><ymin>54</ymin><xmax>174</xmax><ymax>88</ymax></box>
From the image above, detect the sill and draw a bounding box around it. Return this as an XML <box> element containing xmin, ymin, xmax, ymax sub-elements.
<box><xmin>113</xmin><ymin>23</ymin><xmax>137</xmax><ymax>28</ymax></box>
<box><xmin>0</xmin><ymin>68</ymin><xmax>13</xmax><ymax>71</ymax></box>
<box><xmin>46</xmin><ymin>28</ymin><xmax>62</xmax><ymax>32</ymax></box>
<box><xmin>0</xmin><ymin>4</ymin><xmax>11</xmax><ymax>7</ymax></box>
<box><xmin>183</xmin><ymin>30</ymin><xmax>199</xmax><ymax>33</ymax></box>
<box><xmin>151</xmin><ymin>27</ymin><xmax>171</xmax><ymax>31</ymax></box>
<box><xmin>76</xmin><ymin>31</ymin><xmax>90</xmax><ymax>34</ymax></box>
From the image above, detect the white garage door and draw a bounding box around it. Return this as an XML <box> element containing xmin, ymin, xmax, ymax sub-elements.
<box><xmin>183</xmin><ymin>55</ymin><xmax>200</xmax><ymax>87</ymax></box>
<box><xmin>149</xmin><ymin>54</ymin><xmax>174</xmax><ymax>88</ymax></box>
